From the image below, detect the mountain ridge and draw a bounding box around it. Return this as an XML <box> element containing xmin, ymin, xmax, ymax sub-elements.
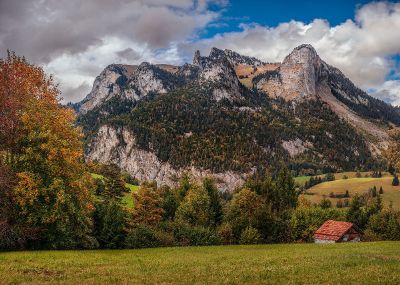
<box><xmin>75</xmin><ymin>44</ymin><xmax>399</xmax><ymax>190</ymax></box>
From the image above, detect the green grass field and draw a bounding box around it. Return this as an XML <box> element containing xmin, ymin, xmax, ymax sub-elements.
<box><xmin>0</xmin><ymin>242</ymin><xmax>399</xmax><ymax>284</ymax></box>
<box><xmin>300</xmin><ymin>172</ymin><xmax>400</xmax><ymax>209</ymax></box>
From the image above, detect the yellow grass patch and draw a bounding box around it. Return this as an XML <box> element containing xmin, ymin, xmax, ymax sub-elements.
<box><xmin>303</xmin><ymin>174</ymin><xmax>400</xmax><ymax>209</ymax></box>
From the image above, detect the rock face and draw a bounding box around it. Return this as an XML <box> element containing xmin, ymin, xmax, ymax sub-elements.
<box><xmin>254</xmin><ymin>44</ymin><xmax>328</xmax><ymax>100</ymax></box>
<box><xmin>80</xmin><ymin>63</ymin><xmax>187</xmax><ymax>113</ymax></box>
<box><xmin>88</xmin><ymin>125</ymin><xmax>248</xmax><ymax>190</ymax></box>
<box><xmin>193</xmin><ymin>47</ymin><xmax>242</xmax><ymax>101</ymax></box>
<box><xmin>78</xmin><ymin>44</ymin><xmax>400</xmax><ymax>190</ymax></box>
<box><xmin>80</xmin><ymin>64</ymin><xmax>137</xmax><ymax>113</ymax></box>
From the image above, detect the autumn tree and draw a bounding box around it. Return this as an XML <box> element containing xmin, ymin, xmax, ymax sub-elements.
<box><xmin>175</xmin><ymin>183</ymin><xmax>211</xmax><ymax>227</ymax></box>
<box><xmin>224</xmin><ymin>188</ymin><xmax>272</xmax><ymax>241</ymax></box>
<box><xmin>0</xmin><ymin>52</ymin><xmax>96</xmax><ymax>249</ymax></box>
<box><xmin>131</xmin><ymin>182</ymin><xmax>164</xmax><ymax>227</ymax></box>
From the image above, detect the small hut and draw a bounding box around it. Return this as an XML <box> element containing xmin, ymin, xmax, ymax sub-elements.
<box><xmin>314</xmin><ymin>220</ymin><xmax>361</xmax><ymax>243</ymax></box>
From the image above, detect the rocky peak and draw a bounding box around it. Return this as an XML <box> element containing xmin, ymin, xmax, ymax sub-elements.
<box><xmin>280</xmin><ymin>44</ymin><xmax>330</xmax><ymax>97</ymax></box>
<box><xmin>254</xmin><ymin>44</ymin><xmax>330</xmax><ymax>100</ymax></box>
<box><xmin>80</xmin><ymin>64</ymin><xmax>136</xmax><ymax>113</ymax></box>
<box><xmin>79</xmin><ymin>61</ymin><xmax>182</xmax><ymax>114</ymax></box>
<box><xmin>223</xmin><ymin>49</ymin><xmax>265</xmax><ymax>67</ymax></box>
<box><xmin>193</xmin><ymin>50</ymin><xmax>201</xmax><ymax>66</ymax></box>
<box><xmin>193</xmin><ymin>47</ymin><xmax>241</xmax><ymax>101</ymax></box>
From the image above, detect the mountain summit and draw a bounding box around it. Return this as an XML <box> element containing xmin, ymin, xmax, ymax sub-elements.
<box><xmin>76</xmin><ymin>45</ymin><xmax>400</xmax><ymax>190</ymax></box>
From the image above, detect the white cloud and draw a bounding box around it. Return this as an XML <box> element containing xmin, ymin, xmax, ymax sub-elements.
<box><xmin>0</xmin><ymin>0</ymin><xmax>224</xmax><ymax>102</ymax></box>
<box><xmin>370</xmin><ymin>80</ymin><xmax>400</xmax><ymax>106</ymax></box>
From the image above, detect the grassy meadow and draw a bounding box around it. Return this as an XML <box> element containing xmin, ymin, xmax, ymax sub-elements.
<box><xmin>298</xmin><ymin>172</ymin><xmax>400</xmax><ymax>209</ymax></box>
<box><xmin>0</xmin><ymin>242</ymin><xmax>399</xmax><ymax>284</ymax></box>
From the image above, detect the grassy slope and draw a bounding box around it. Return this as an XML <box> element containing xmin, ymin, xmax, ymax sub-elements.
<box><xmin>300</xmin><ymin>172</ymin><xmax>400</xmax><ymax>209</ymax></box>
<box><xmin>1</xmin><ymin>242</ymin><xmax>399</xmax><ymax>284</ymax></box>
<box><xmin>295</xmin><ymin>171</ymin><xmax>387</xmax><ymax>186</ymax></box>
<box><xmin>90</xmin><ymin>173</ymin><xmax>139</xmax><ymax>208</ymax></box>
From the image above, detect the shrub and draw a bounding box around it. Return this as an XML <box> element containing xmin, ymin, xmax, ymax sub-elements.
<box><xmin>319</xmin><ymin>198</ymin><xmax>332</xmax><ymax>209</ymax></box>
<box><xmin>365</xmin><ymin>210</ymin><xmax>400</xmax><ymax>240</ymax></box>
<box><xmin>218</xmin><ymin>223</ymin><xmax>234</xmax><ymax>245</ymax></box>
<box><xmin>155</xmin><ymin>231</ymin><xmax>175</xmax><ymax>247</ymax></box>
<box><xmin>125</xmin><ymin>225</ymin><xmax>160</xmax><ymax>248</ymax></box>
<box><xmin>173</xmin><ymin>223</ymin><xmax>220</xmax><ymax>246</ymax></box>
<box><xmin>324</xmin><ymin>173</ymin><xmax>335</xmax><ymax>181</ymax></box>
<box><xmin>240</xmin><ymin>227</ymin><xmax>261</xmax><ymax>244</ymax></box>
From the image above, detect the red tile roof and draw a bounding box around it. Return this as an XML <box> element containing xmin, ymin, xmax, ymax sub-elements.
<box><xmin>314</xmin><ymin>220</ymin><xmax>355</xmax><ymax>241</ymax></box>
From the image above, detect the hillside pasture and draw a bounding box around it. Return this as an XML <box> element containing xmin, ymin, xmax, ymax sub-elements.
<box><xmin>302</xmin><ymin>173</ymin><xmax>400</xmax><ymax>209</ymax></box>
<box><xmin>0</xmin><ymin>242</ymin><xmax>399</xmax><ymax>284</ymax></box>
<box><xmin>295</xmin><ymin>171</ymin><xmax>390</xmax><ymax>186</ymax></box>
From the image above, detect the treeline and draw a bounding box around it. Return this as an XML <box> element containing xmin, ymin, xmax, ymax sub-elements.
<box><xmin>90</xmin><ymin>167</ymin><xmax>299</xmax><ymax>248</ymax></box>
<box><xmin>91</xmin><ymin>167</ymin><xmax>400</xmax><ymax>249</ymax></box>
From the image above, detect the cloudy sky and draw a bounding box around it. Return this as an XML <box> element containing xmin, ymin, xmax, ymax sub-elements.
<box><xmin>1</xmin><ymin>0</ymin><xmax>400</xmax><ymax>104</ymax></box>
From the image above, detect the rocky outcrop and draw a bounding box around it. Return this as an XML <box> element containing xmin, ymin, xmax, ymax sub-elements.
<box><xmin>87</xmin><ymin>125</ymin><xmax>249</xmax><ymax>190</ymax></box>
<box><xmin>80</xmin><ymin>63</ymin><xmax>187</xmax><ymax>114</ymax></box>
<box><xmin>193</xmin><ymin>47</ymin><xmax>242</xmax><ymax>101</ymax></box>
<box><xmin>254</xmin><ymin>44</ymin><xmax>329</xmax><ymax>100</ymax></box>
<box><xmin>80</xmin><ymin>64</ymin><xmax>137</xmax><ymax>113</ymax></box>
<box><xmin>282</xmin><ymin>138</ymin><xmax>313</xmax><ymax>157</ymax></box>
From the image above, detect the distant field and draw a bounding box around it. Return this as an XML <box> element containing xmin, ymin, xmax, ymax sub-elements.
<box><xmin>295</xmin><ymin>171</ymin><xmax>389</xmax><ymax>186</ymax></box>
<box><xmin>0</xmin><ymin>242</ymin><xmax>399</xmax><ymax>284</ymax></box>
<box><xmin>90</xmin><ymin>173</ymin><xmax>139</xmax><ymax>208</ymax></box>
<box><xmin>300</xmin><ymin>172</ymin><xmax>400</xmax><ymax>209</ymax></box>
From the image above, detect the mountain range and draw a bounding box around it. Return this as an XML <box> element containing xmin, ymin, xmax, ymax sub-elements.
<box><xmin>74</xmin><ymin>44</ymin><xmax>400</xmax><ymax>190</ymax></box>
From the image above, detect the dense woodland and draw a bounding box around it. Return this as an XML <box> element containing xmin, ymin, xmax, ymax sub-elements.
<box><xmin>1</xmin><ymin>53</ymin><xmax>400</xmax><ymax>250</ymax></box>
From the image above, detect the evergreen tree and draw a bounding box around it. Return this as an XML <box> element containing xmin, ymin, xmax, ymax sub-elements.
<box><xmin>346</xmin><ymin>194</ymin><xmax>368</xmax><ymax>229</ymax></box>
<box><xmin>93</xmin><ymin>199</ymin><xmax>126</xmax><ymax>248</ymax></box>
<box><xmin>159</xmin><ymin>186</ymin><xmax>179</xmax><ymax>221</ymax></box>
<box><xmin>203</xmin><ymin>178</ymin><xmax>223</xmax><ymax>226</ymax></box>
<box><xmin>102</xmin><ymin>164</ymin><xmax>128</xmax><ymax>199</ymax></box>
<box><xmin>177</xmin><ymin>173</ymin><xmax>192</xmax><ymax>201</ymax></box>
